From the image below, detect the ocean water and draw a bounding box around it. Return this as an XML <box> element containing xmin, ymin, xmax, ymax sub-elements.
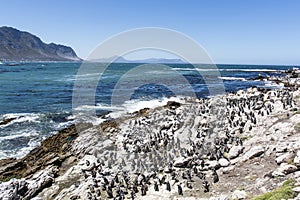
<box><xmin>0</xmin><ymin>62</ymin><xmax>294</xmax><ymax>159</ymax></box>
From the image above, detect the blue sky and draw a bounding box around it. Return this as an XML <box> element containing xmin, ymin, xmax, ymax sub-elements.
<box><xmin>0</xmin><ymin>0</ymin><xmax>300</xmax><ymax>65</ymax></box>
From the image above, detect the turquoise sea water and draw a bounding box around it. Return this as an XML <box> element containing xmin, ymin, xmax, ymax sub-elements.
<box><xmin>0</xmin><ymin>62</ymin><xmax>295</xmax><ymax>159</ymax></box>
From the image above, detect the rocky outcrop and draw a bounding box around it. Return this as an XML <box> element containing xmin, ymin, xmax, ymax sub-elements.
<box><xmin>0</xmin><ymin>117</ymin><xmax>16</xmax><ymax>126</ymax></box>
<box><xmin>0</xmin><ymin>123</ymin><xmax>92</xmax><ymax>182</ymax></box>
<box><xmin>241</xmin><ymin>146</ymin><xmax>265</xmax><ymax>162</ymax></box>
<box><xmin>0</xmin><ymin>26</ymin><xmax>81</xmax><ymax>61</ymax></box>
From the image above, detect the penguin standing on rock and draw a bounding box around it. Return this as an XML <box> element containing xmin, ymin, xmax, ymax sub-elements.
<box><xmin>106</xmin><ymin>186</ymin><xmax>114</xmax><ymax>198</ymax></box>
<box><xmin>141</xmin><ymin>184</ymin><xmax>147</xmax><ymax>196</ymax></box>
<box><xmin>212</xmin><ymin>169</ymin><xmax>219</xmax><ymax>183</ymax></box>
<box><xmin>202</xmin><ymin>180</ymin><xmax>210</xmax><ymax>193</ymax></box>
<box><xmin>193</xmin><ymin>166</ymin><xmax>198</xmax><ymax>174</ymax></box>
<box><xmin>177</xmin><ymin>184</ymin><xmax>183</xmax><ymax>195</ymax></box>
<box><xmin>103</xmin><ymin>177</ymin><xmax>109</xmax><ymax>185</ymax></box>
<box><xmin>114</xmin><ymin>174</ymin><xmax>119</xmax><ymax>183</ymax></box>
<box><xmin>154</xmin><ymin>181</ymin><xmax>159</xmax><ymax>191</ymax></box>
<box><xmin>166</xmin><ymin>181</ymin><xmax>171</xmax><ymax>191</ymax></box>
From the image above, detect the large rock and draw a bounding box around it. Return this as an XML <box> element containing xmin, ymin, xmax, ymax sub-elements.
<box><xmin>242</xmin><ymin>146</ymin><xmax>265</xmax><ymax>161</ymax></box>
<box><xmin>294</xmin><ymin>171</ymin><xmax>300</xmax><ymax>178</ymax></box>
<box><xmin>206</xmin><ymin>160</ymin><xmax>221</xmax><ymax>170</ymax></box>
<box><xmin>219</xmin><ymin>158</ymin><xmax>230</xmax><ymax>167</ymax></box>
<box><xmin>228</xmin><ymin>145</ymin><xmax>244</xmax><ymax>159</ymax></box>
<box><xmin>272</xmin><ymin>170</ymin><xmax>285</xmax><ymax>177</ymax></box>
<box><xmin>210</xmin><ymin>195</ymin><xmax>230</xmax><ymax>200</ymax></box>
<box><xmin>0</xmin><ymin>166</ymin><xmax>57</xmax><ymax>200</ymax></box>
<box><xmin>0</xmin><ymin>117</ymin><xmax>17</xmax><ymax>126</ymax></box>
<box><xmin>275</xmin><ymin>143</ymin><xmax>288</xmax><ymax>153</ymax></box>
<box><xmin>293</xmin><ymin>187</ymin><xmax>300</xmax><ymax>193</ymax></box>
<box><xmin>173</xmin><ymin>157</ymin><xmax>193</xmax><ymax>168</ymax></box>
<box><xmin>165</xmin><ymin>101</ymin><xmax>181</xmax><ymax>109</ymax></box>
<box><xmin>275</xmin><ymin>152</ymin><xmax>294</xmax><ymax>164</ymax></box>
<box><xmin>231</xmin><ymin>190</ymin><xmax>247</xmax><ymax>199</ymax></box>
<box><xmin>276</xmin><ymin>163</ymin><xmax>298</xmax><ymax>175</ymax></box>
<box><xmin>221</xmin><ymin>166</ymin><xmax>235</xmax><ymax>174</ymax></box>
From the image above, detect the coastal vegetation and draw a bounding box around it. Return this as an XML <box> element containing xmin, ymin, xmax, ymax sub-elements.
<box><xmin>253</xmin><ymin>179</ymin><xmax>296</xmax><ymax>200</ymax></box>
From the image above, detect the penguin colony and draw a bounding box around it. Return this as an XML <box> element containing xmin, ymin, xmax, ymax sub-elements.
<box><xmin>73</xmin><ymin>86</ymin><xmax>297</xmax><ymax>199</ymax></box>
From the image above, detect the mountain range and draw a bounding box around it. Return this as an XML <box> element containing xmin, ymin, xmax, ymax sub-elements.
<box><xmin>0</xmin><ymin>26</ymin><xmax>81</xmax><ymax>61</ymax></box>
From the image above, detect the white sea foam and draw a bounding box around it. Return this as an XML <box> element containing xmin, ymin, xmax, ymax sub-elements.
<box><xmin>145</xmin><ymin>70</ymin><xmax>173</xmax><ymax>74</ymax></box>
<box><xmin>123</xmin><ymin>96</ymin><xmax>184</xmax><ymax>113</ymax></box>
<box><xmin>0</xmin><ymin>138</ymin><xmax>41</xmax><ymax>159</ymax></box>
<box><xmin>67</xmin><ymin>113</ymin><xmax>106</xmax><ymax>126</ymax></box>
<box><xmin>74</xmin><ymin>104</ymin><xmax>124</xmax><ymax>112</ymax></box>
<box><xmin>54</xmin><ymin>120</ymin><xmax>75</xmax><ymax>130</ymax></box>
<box><xmin>108</xmin><ymin>96</ymin><xmax>185</xmax><ymax>118</ymax></box>
<box><xmin>57</xmin><ymin>72</ymin><xmax>103</xmax><ymax>82</ymax></box>
<box><xmin>264</xmin><ymin>81</ymin><xmax>284</xmax><ymax>88</ymax></box>
<box><xmin>0</xmin><ymin>129</ymin><xmax>39</xmax><ymax>142</ymax></box>
<box><xmin>221</xmin><ymin>69</ymin><xmax>284</xmax><ymax>72</ymax></box>
<box><xmin>0</xmin><ymin>113</ymin><xmax>41</xmax><ymax>128</ymax></box>
<box><xmin>218</xmin><ymin>76</ymin><xmax>247</xmax><ymax>81</ymax></box>
<box><xmin>14</xmin><ymin>141</ymin><xmax>39</xmax><ymax>158</ymax></box>
<box><xmin>172</xmin><ymin>68</ymin><xmax>284</xmax><ymax>72</ymax></box>
<box><xmin>73</xmin><ymin>73</ymin><xmax>103</xmax><ymax>78</ymax></box>
<box><xmin>171</xmin><ymin>68</ymin><xmax>218</xmax><ymax>71</ymax></box>
<box><xmin>73</xmin><ymin>96</ymin><xmax>185</xmax><ymax>120</ymax></box>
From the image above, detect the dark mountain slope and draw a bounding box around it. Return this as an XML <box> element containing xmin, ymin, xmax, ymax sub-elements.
<box><xmin>0</xmin><ymin>27</ymin><xmax>81</xmax><ymax>61</ymax></box>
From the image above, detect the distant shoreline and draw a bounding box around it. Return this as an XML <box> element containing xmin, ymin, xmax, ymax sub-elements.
<box><xmin>1</xmin><ymin>60</ymin><xmax>299</xmax><ymax>67</ymax></box>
